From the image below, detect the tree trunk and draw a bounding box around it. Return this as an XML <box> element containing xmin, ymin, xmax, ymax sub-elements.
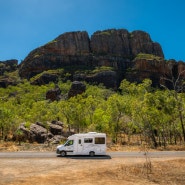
<box><xmin>151</xmin><ymin>131</ymin><xmax>158</xmax><ymax>148</ymax></box>
<box><xmin>179</xmin><ymin>110</ymin><xmax>185</xmax><ymax>142</ymax></box>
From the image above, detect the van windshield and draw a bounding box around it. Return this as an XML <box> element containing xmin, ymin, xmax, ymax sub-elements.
<box><xmin>64</xmin><ymin>140</ymin><xmax>74</xmax><ymax>146</ymax></box>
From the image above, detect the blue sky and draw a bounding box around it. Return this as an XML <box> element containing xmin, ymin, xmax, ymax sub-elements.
<box><xmin>1</xmin><ymin>0</ymin><xmax>185</xmax><ymax>63</ymax></box>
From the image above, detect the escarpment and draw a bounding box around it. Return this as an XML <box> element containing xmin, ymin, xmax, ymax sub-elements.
<box><xmin>15</xmin><ymin>28</ymin><xmax>184</xmax><ymax>89</ymax></box>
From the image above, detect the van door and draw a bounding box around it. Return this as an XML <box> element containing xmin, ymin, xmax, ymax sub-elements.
<box><xmin>64</xmin><ymin>140</ymin><xmax>74</xmax><ymax>153</ymax></box>
<box><xmin>83</xmin><ymin>138</ymin><xmax>94</xmax><ymax>154</ymax></box>
<box><xmin>77</xmin><ymin>138</ymin><xmax>83</xmax><ymax>154</ymax></box>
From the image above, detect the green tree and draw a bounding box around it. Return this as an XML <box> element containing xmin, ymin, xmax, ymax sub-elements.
<box><xmin>161</xmin><ymin>67</ymin><xmax>185</xmax><ymax>142</ymax></box>
<box><xmin>0</xmin><ymin>106</ymin><xmax>12</xmax><ymax>140</ymax></box>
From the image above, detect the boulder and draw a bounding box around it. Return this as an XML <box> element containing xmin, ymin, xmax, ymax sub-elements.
<box><xmin>14</xmin><ymin>123</ymin><xmax>31</xmax><ymax>142</ymax></box>
<box><xmin>46</xmin><ymin>85</ymin><xmax>62</xmax><ymax>101</ymax></box>
<box><xmin>29</xmin><ymin>123</ymin><xmax>48</xmax><ymax>143</ymax></box>
<box><xmin>16</xmin><ymin>121</ymin><xmax>66</xmax><ymax>144</ymax></box>
<box><xmin>48</xmin><ymin>135</ymin><xmax>65</xmax><ymax>144</ymax></box>
<box><xmin>68</xmin><ymin>81</ymin><xmax>86</xmax><ymax>98</ymax></box>
<box><xmin>49</xmin><ymin>123</ymin><xmax>63</xmax><ymax>135</ymax></box>
<box><xmin>51</xmin><ymin>120</ymin><xmax>64</xmax><ymax>127</ymax></box>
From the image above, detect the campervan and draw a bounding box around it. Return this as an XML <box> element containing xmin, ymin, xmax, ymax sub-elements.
<box><xmin>56</xmin><ymin>132</ymin><xmax>106</xmax><ymax>156</ymax></box>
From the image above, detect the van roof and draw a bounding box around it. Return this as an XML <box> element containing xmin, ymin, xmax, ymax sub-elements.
<box><xmin>68</xmin><ymin>132</ymin><xmax>106</xmax><ymax>138</ymax></box>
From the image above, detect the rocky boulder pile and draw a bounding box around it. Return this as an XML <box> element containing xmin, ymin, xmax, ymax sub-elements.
<box><xmin>15</xmin><ymin>121</ymin><xmax>74</xmax><ymax>144</ymax></box>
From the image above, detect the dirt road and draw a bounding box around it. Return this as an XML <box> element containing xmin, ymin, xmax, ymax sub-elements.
<box><xmin>0</xmin><ymin>152</ymin><xmax>185</xmax><ymax>185</ymax></box>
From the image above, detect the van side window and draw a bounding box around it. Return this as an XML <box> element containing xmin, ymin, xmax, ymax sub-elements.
<box><xmin>84</xmin><ymin>138</ymin><xmax>93</xmax><ymax>143</ymax></box>
<box><xmin>65</xmin><ymin>140</ymin><xmax>74</xmax><ymax>146</ymax></box>
<box><xmin>78</xmin><ymin>139</ymin><xmax>81</xmax><ymax>144</ymax></box>
<box><xmin>95</xmin><ymin>137</ymin><xmax>105</xmax><ymax>144</ymax></box>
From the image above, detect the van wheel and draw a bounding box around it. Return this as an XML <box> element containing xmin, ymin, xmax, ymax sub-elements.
<box><xmin>89</xmin><ymin>151</ymin><xmax>95</xmax><ymax>157</ymax></box>
<box><xmin>60</xmin><ymin>151</ymin><xmax>66</xmax><ymax>157</ymax></box>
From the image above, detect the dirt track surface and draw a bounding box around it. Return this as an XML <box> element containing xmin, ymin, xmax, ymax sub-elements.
<box><xmin>1</xmin><ymin>156</ymin><xmax>185</xmax><ymax>185</ymax></box>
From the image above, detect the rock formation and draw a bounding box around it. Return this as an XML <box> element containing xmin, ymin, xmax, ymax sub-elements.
<box><xmin>15</xmin><ymin>121</ymin><xmax>72</xmax><ymax>144</ymax></box>
<box><xmin>31</xmin><ymin>73</ymin><xmax>59</xmax><ymax>85</ymax></box>
<box><xmin>0</xmin><ymin>60</ymin><xmax>19</xmax><ymax>87</ymax></box>
<box><xmin>46</xmin><ymin>85</ymin><xmax>62</xmax><ymax>101</ymax></box>
<box><xmin>18</xmin><ymin>28</ymin><xmax>169</xmax><ymax>88</ymax></box>
<box><xmin>68</xmin><ymin>81</ymin><xmax>86</xmax><ymax>98</ymax></box>
<box><xmin>0</xmin><ymin>59</ymin><xmax>18</xmax><ymax>75</ymax></box>
<box><xmin>0</xmin><ymin>28</ymin><xmax>184</xmax><ymax>89</ymax></box>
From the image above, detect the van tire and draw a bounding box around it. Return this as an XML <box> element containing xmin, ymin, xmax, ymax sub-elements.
<box><xmin>89</xmin><ymin>151</ymin><xmax>95</xmax><ymax>157</ymax></box>
<box><xmin>60</xmin><ymin>151</ymin><xmax>66</xmax><ymax>157</ymax></box>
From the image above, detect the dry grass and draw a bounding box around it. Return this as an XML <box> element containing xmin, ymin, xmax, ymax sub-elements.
<box><xmin>0</xmin><ymin>157</ymin><xmax>185</xmax><ymax>185</ymax></box>
<box><xmin>1</xmin><ymin>141</ymin><xmax>185</xmax><ymax>185</ymax></box>
<box><xmin>1</xmin><ymin>140</ymin><xmax>185</xmax><ymax>152</ymax></box>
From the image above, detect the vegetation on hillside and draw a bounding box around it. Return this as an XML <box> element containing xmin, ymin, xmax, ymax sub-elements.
<box><xmin>135</xmin><ymin>53</ymin><xmax>163</xmax><ymax>61</ymax></box>
<box><xmin>0</xmin><ymin>78</ymin><xmax>185</xmax><ymax>148</ymax></box>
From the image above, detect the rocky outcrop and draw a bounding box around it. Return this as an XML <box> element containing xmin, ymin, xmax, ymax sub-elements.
<box><xmin>15</xmin><ymin>121</ymin><xmax>70</xmax><ymax>144</ymax></box>
<box><xmin>68</xmin><ymin>81</ymin><xmax>86</xmax><ymax>98</ymax></box>
<box><xmin>31</xmin><ymin>73</ymin><xmax>59</xmax><ymax>85</ymax></box>
<box><xmin>29</xmin><ymin>123</ymin><xmax>48</xmax><ymax>143</ymax></box>
<box><xmin>18</xmin><ymin>31</ymin><xmax>90</xmax><ymax>79</ymax></box>
<box><xmin>0</xmin><ymin>60</ymin><xmax>18</xmax><ymax>75</ymax></box>
<box><xmin>125</xmin><ymin>58</ymin><xmax>169</xmax><ymax>86</ymax></box>
<box><xmin>130</xmin><ymin>31</ymin><xmax>164</xmax><ymax>58</ymax></box>
<box><xmin>90</xmin><ymin>29</ymin><xmax>131</xmax><ymax>57</ymax></box>
<box><xmin>74</xmin><ymin>70</ymin><xmax>118</xmax><ymax>89</ymax></box>
<box><xmin>1</xmin><ymin>29</ymin><xmax>185</xmax><ymax>90</ymax></box>
<box><xmin>49</xmin><ymin>121</ymin><xmax>63</xmax><ymax>135</ymax></box>
<box><xmin>18</xmin><ymin>29</ymin><xmax>165</xmax><ymax>88</ymax></box>
<box><xmin>0</xmin><ymin>60</ymin><xmax>19</xmax><ymax>88</ymax></box>
<box><xmin>0</xmin><ymin>77</ymin><xmax>17</xmax><ymax>88</ymax></box>
<box><xmin>46</xmin><ymin>85</ymin><xmax>62</xmax><ymax>101</ymax></box>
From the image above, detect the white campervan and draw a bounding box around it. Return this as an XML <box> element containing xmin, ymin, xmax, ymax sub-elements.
<box><xmin>56</xmin><ymin>132</ymin><xmax>106</xmax><ymax>157</ymax></box>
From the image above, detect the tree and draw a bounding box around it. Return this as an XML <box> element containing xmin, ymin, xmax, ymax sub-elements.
<box><xmin>106</xmin><ymin>94</ymin><xmax>128</xmax><ymax>143</ymax></box>
<box><xmin>161</xmin><ymin>66</ymin><xmax>185</xmax><ymax>142</ymax></box>
<box><xmin>0</xmin><ymin>106</ymin><xmax>12</xmax><ymax>140</ymax></box>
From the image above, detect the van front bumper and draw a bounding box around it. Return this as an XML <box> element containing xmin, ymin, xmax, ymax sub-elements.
<box><xmin>56</xmin><ymin>149</ymin><xmax>60</xmax><ymax>154</ymax></box>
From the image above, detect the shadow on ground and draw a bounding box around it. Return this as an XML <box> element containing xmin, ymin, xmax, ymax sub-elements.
<box><xmin>57</xmin><ymin>155</ymin><xmax>111</xmax><ymax>159</ymax></box>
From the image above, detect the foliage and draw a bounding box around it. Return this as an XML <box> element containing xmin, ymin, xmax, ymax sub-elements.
<box><xmin>0</xmin><ymin>70</ymin><xmax>21</xmax><ymax>83</ymax></box>
<box><xmin>30</xmin><ymin>68</ymin><xmax>64</xmax><ymax>83</ymax></box>
<box><xmin>90</xmin><ymin>66</ymin><xmax>114</xmax><ymax>74</ymax></box>
<box><xmin>135</xmin><ymin>53</ymin><xmax>163</xmax><ymax>61</ymax></box>
<box><xmin>0</xmin><ymin>78</ymin><xmax>185</xmax><ymax>147</ymax></box>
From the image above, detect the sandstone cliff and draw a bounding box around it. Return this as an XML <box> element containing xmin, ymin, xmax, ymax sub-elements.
<box><xmin>16</xmin><ymin>29</ymin><xmax>184</xmax><ymax>89</ymax></box>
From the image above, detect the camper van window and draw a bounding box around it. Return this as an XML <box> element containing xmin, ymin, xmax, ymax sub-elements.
<box><xmin>95</xmin><ymin>137</ymin><xmax>105</xmax><ymax>144</ymax></box>
<box><xmin>84</xmin><ymin>138</ymin><xmax>93</xmax><ymax>143</ymax></box>
<box><xmin>65</xmin><ymin>140</ymin><xmax>74</xmax><ymax>146</ymax></box>
<box><xmin>78</xmin><ymin>139</ymin><xmax>81</xmax><ymax>144</ymax></box>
